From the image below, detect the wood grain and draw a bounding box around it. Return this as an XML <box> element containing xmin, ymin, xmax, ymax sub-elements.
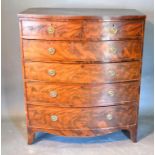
<box><xmin>22</xmin><ymin>20</ymin><xmax>82</xmax><ymax>40</ymax></box>
<box><xmin>26</xmin><ymin>81</ymin><xmax>140</xmax><ymax>107</ymax></box>
<box><xmin>23</xmin><ymin>40</ymin><xmax>142</xmax><ymax>62</ymax></box>
<box><xmin>28</xmin><ymin>104</ymin><xmax>137</xmax><ymax>130</ymax></box>
<box><xmin>84</xmin><ymin>21</ymin><xmax>144</xmax><ymax>40</ymax></box>
<box><xmin>28</xmin><ymin>124</ymin><xmax>137</xmax><ymax>144</ymax></box>
<box><xmin>18</xmin><ymin>8</ymin><xmax>146</xmax><ymax>144</ymax></box>
<box><xmin>25</xmin><ymin>61</ymin><xmax>141</xmax><ymax>83</ymax></box>
<box><xmin>28</xmin><ymin>124</ymin><xmax>136</xmax><ymax>138</ymax></box>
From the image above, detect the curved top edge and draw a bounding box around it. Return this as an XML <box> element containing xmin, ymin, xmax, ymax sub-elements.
<box><xmin>18</xmin><ymin>8</ymin><xmax>146</xmax><ymax>20</ymax></box>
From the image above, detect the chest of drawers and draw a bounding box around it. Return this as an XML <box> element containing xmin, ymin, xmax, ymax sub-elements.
<box><xmin>18</xmin><ymin>8</ymin><xmax>146</xmax><ymax>144</ymax></box>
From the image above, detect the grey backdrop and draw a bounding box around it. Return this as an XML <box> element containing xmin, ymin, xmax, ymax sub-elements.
<box><xmin>2</xmin><ymin>0</ymin><xmax>154</xmax><ymax>118</ymax></box>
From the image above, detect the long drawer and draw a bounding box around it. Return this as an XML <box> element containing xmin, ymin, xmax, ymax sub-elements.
<box><xmin>26</xmin><ymin>81</ymin><xmax>140</xmax><ymax>107</ymax></box>
<box><xmin>21</xmin><ymin>20</ymin><xmax>144</xmax><ymax>40</ymax></box>
<box><xmin>28</xmin><ymin>104</ymin><xmax>137</xmax><ymax>130</ymax></box>
<box><xmin>23</xmin><ymin>40</ymin><xmax>142</xmax><ymax>62</ymax></box>
<box><xmin>24</xmin><ymin>61</ymin><xmax>141</xmax><ymax>83</ymax></box>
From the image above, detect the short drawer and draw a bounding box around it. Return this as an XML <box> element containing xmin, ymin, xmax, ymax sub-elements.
<box><xmin>25</xmin><ymin>61</ymin><xmax>141</xmax><ymax>83</ymax></box>
<box><xmin>21</xmin><ymin>21</ymin><xmax>82</xmax><ymax>40</ymax></box>
<box><xmin>23</xmin><ymin>40</ymin><xmax>142</xmax><ymax>62</ymax></box>
<box><xmin>83</xmin><ymin>21</ymin><xmax>144</xmax><ymax>40</ymax></box>
<box><xmin>26</xmin><ymin>82</ymin><xmax>140</xmax><ymax>107</ymax></box>
<box><xmin>28</xmin><ymin>104</ymin><xmax>137</xmax><ymax>130</ymax></box>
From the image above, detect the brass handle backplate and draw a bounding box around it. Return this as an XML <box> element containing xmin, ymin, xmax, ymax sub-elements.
<box><xmin>47</xmin><ymin>26</ymin><xmax>55</xmax><ymax>34</ymax></box>
<box><xmin>51</xmin><ymin>115</ymin><xmax>58</xmax><ymax>121</ymax></box>
<box><xmin>48</xmin><ymin>69</ymin><xmax>56</xmax><ymax>76</ymax></box>
<box><xmin>106</xmin><ymin>114</ymin><xmax>113</xmax><ymax>120</ymax></box>
<box><xmin>48</xmin><ymin>48</ymin><xmax>56</xmax><ymax>55</ymax></box>
<box><xmin>108</xmin><ymin>70</ymin><xmax>116</xmax><ymax>77</ymax></box>
<box><xmin>50</xmin><ymin>90</ymin><xmax>58</xmax><ymax>98</ymax></box>
<box><xmin>107</xmin><ymin>90</ymin><xmax>114</xmax><ymax>97</ymax></box>
<box><xmin>109</xmin><ymin>47</ymin><xmax>117</xmax><ymax>54</ymax></box>
<box><xmin>110</xmin><ymin>27</ymin><xmax>118</xmax><ymax>34</ymax></box>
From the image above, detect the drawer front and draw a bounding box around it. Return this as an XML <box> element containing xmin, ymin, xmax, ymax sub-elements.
<box><xmin>22</xmin><ymin>21</ymin><xmax>82</xmax><ymax>40</ymax></box>
<box><xmin>26</xmin><ymin>82</ymin><xmax>140</xmax><ymax>107</ymax></box>
<box><xmin>28</xmin><ymin>104</ymin><xmax>137</xmax><ymax>129</ymax></box>
<box><xmin>25</xmin><ymin>61</ymin><xmax>141</xmax><ymax>83</ymax></box>
<box><xmin>84</xmin><ymin>21</ymin><xmax>144</xmax><ymax>40</ymax></box>
<box><xmin>23</xmin><ymin>40</ymin><xmax>142</xmax><ymax>62</ymax></box>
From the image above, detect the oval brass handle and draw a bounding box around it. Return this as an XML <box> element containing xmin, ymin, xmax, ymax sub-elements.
<box><xmin>48</xmin><ymin>69</ymin><xmax>56</xmax><ymax>76</ymax></box>
<box><xmin>51</xmin><ymin>115</ymin><xmax>58</xmax><ymax>121</ymax></box>
<box><xmin>109</xmin><ymin>47</ymin><xmax>117</xmax><ymax>54</ymax></box>
<box><xmin>110</xmin><ymin>27</ymin><xmax>118</xmax><ymax>34</ymax></box>
<box><xmin>106</xmin><ymin>114</ymin><xmax>113</xmax><ymax>120</ymax></box>
<box><xmin>108</xmin><ymin>70</ymin><xmax>116</xmax><ymax>77</ymax></box>
<box><xmin>47</xmin><ymin>26</ymin><xmax>55</xmax><ymax>34</ymax></box>
<box><xmin>48</xmin><ymin>48</ymin><xmax>56</xmax><ymax>55</ymax></box>
<box><xmin>50</xmin><ymin>90</ymin><xmax>58</xmax><ymax>98</ymax></box>
<box><xmin>107</xmin><ymin>90</ymin><xmax>114</xmax><ymax>97</ymax></box>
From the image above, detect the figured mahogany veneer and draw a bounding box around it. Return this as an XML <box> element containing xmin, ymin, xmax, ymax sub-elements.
<box><xmin>26</xmin><ymin>81</ymin><xmax>140</xmax><ymax>107</ymax></box>
<box><xmin>83</xmin><ymin>21</ymin><xmax>144</xmax><ymax>40</ymax></box>
<box><xmin>21</xmin><ymin>20</ymin><xmax>144</xmax><ymax>41</ymax></box>
<box><xmin>23</xmin><ymin>40</ymin><xmax>142</xmax><ymax>62</ymax></box>
<box><xmin>22</xmin><ymin>20</ymin><xmax>82</xmax><ymax>40</ymax></box>
<box><xmin>18</xmin><ymin>8</ymin><xmax>146</xmax><ymax>144</ymax></box>
<box><xmin>28</xmin><ymin>104</ymin><xmax>137</xmax><ymax>130</ymax></box>
<box><xmin>25</xmin><ymin>61</ymin><xmax>141</xmax><ymax>83</ymax></box>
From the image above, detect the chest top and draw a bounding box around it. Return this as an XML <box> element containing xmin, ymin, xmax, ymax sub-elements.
<box><xmin>18</xmin><ymin>8</ymin><xmax>146</xmax><ymax>20</ymax></box>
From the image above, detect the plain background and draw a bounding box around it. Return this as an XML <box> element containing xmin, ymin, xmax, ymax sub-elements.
<box><xmin>2</xmin><ymin>0</ymin><xmax>154</xmax><ymax>119</ymax></box>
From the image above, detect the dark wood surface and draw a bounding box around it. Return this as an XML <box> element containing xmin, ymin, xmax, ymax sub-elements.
<box><xmin>18</xmin><ymin>8</ymin><xmax>145</xmax><ymax>144</ymax></box>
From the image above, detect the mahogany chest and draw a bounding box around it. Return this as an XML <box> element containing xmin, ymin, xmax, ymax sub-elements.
<box><xmin>18</xmin><ymin>8</ymin><xmax>146</xmax><ymax>144</ymax></box>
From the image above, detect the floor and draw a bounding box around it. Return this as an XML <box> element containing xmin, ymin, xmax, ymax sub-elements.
<box><xmin>2</xmin><ymin>115</ymin><xmax>154</xmax><ymax>155</ymax></box>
